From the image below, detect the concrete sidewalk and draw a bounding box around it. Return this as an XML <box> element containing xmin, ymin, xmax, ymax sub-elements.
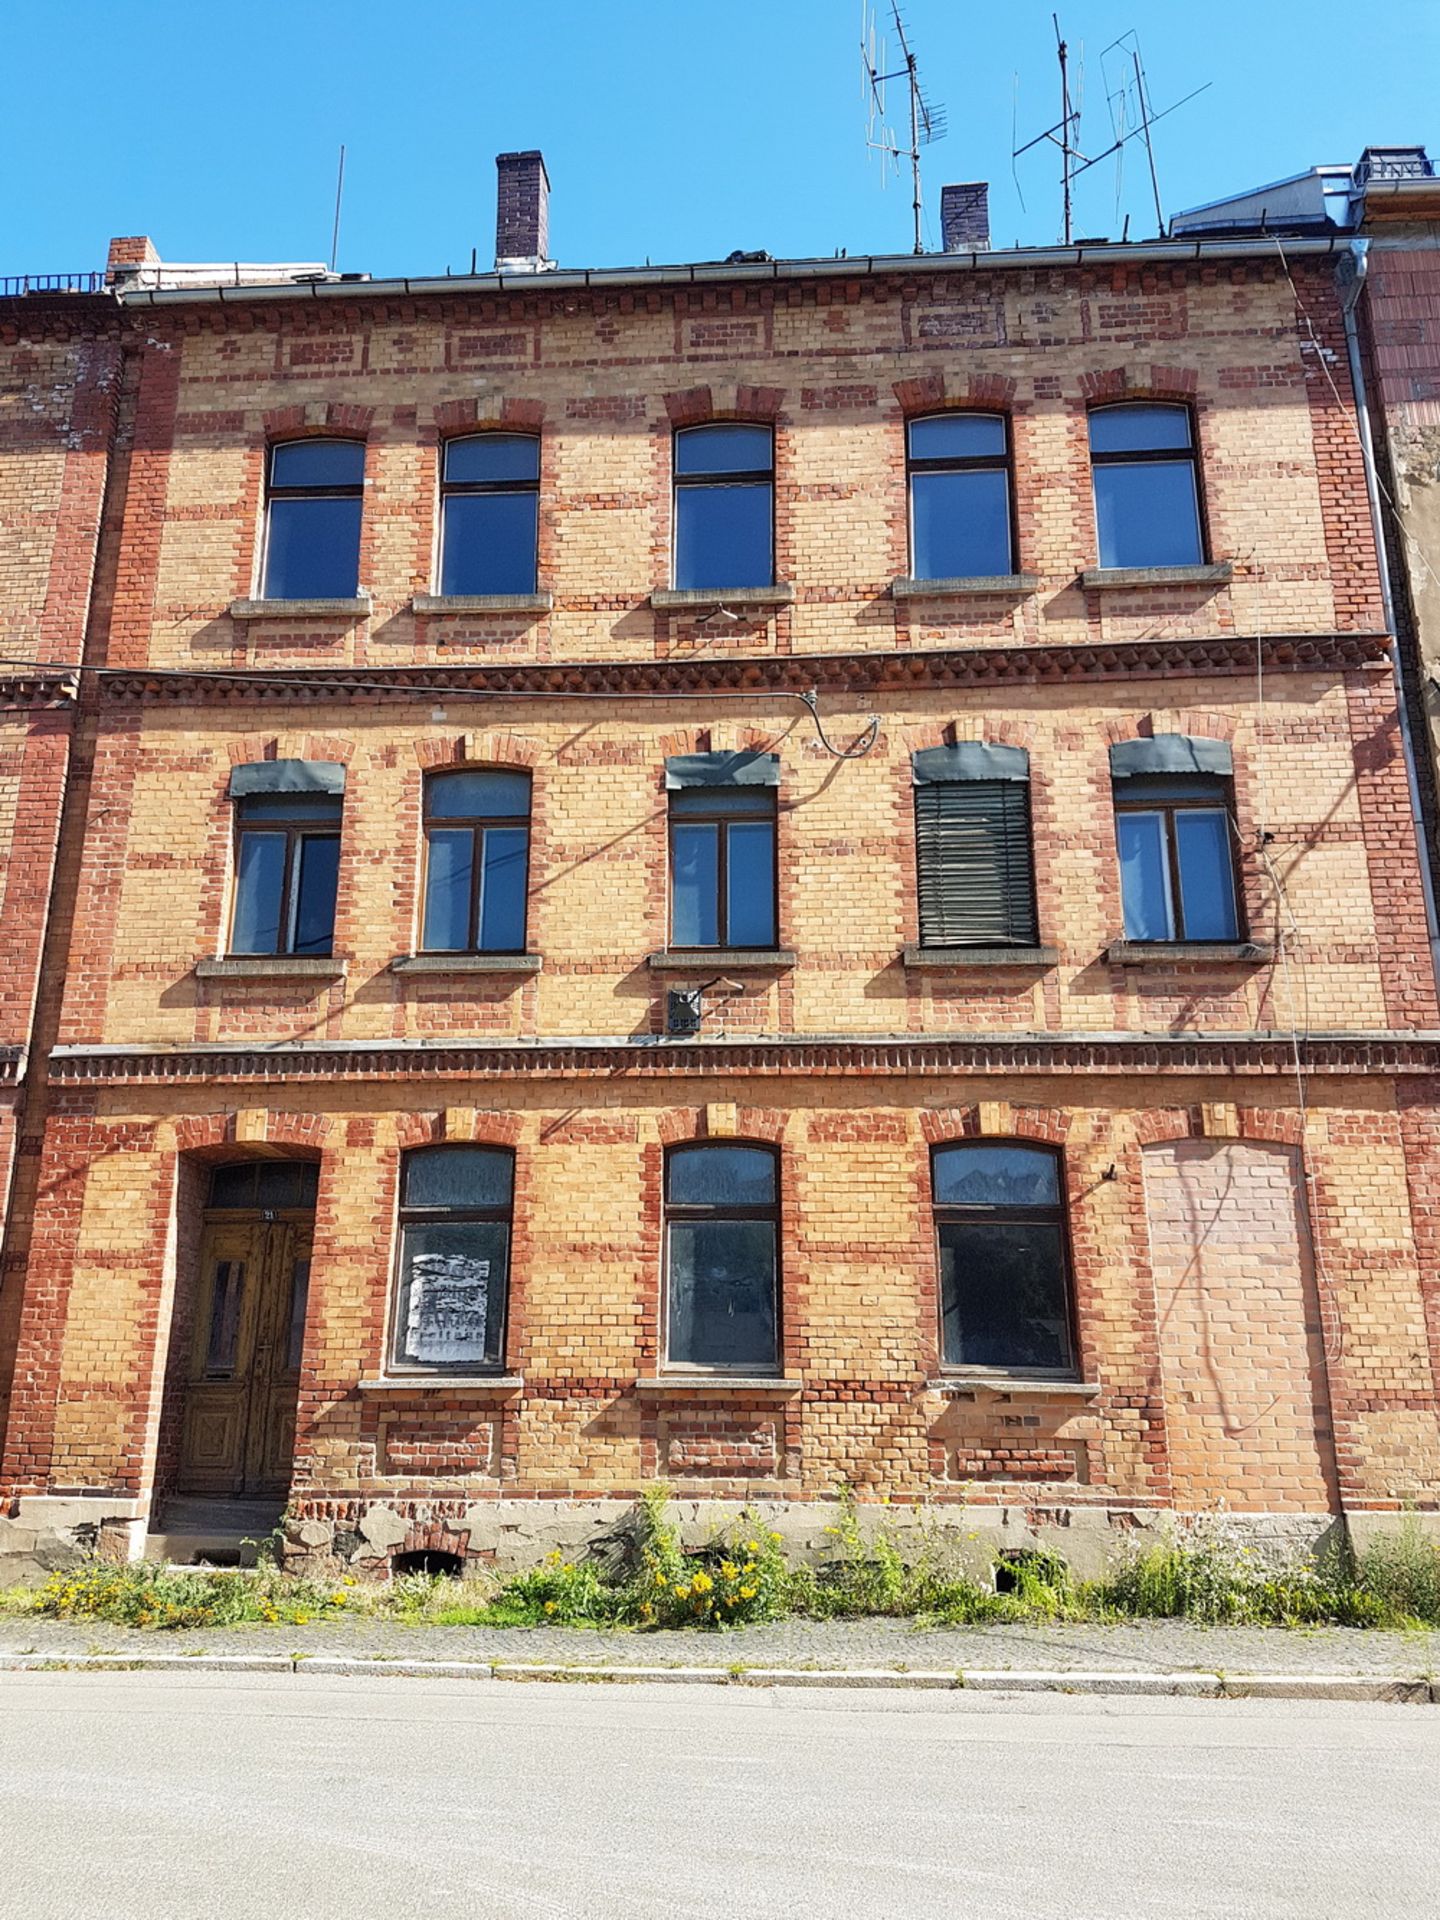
<box><xmin>1</xmin><ymin>1612</ymin><xmax>1434</xmax><ymax>1699</ymax></box>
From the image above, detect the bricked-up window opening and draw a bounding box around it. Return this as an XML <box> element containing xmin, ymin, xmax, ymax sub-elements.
<box><xmin>907</xmin><ymin>414</ymin><xmax>1014</xmax><ymax>578</ymax></box>
<box><xmin>391</xmin><ymin>1146</ymin><xmax>513</xmax><ymax>1372</ymax></box>
<box><xmin>664</xmin><ymin>1144</ymin><xmax>779</xmax><ymax>1371</ymax></box>
<box><xmin>1113</xmin><ymin>775</ymin><xmax>1240</xmax><ymax>942</ymax></box>
<box><xmin>673</xmin><ymin>424</ymin><xmax>774</xmax><ymax>591</ymax></box>
<box><xmin>439</xmin><ymin>434</ymin><xmax>540</xmax><ymax>596</ymax></box>
<box><xmin>230</xmin><ymin>792</ymin><xmax>342</xmax><ymax>956</ymax></box>
<box><xmin>933</xmin><ymin>1143</ymin><xmax>1076</xmax><ymax>1375</ymax></box>
<box><xmin>1088</xmin><ymin>404</ymin><xmax>1204</xmax><ymax>569</ymax></box>
<box><xmin>915</xmin><ymin>781</ymin><xmax>1037</xmax><ymax>945</ymax></box>
<box><xmin>669</xmin><ymin>787</ymin><xmax>777</xmax><ymax>949</ymax></box>
<box><xmin>261</xmin><ymin>440</ymin><xmax>364</xmax><ymax>599</ymax></box>
<box><xmin>391</xmin><ymin>1549</ymin><xmax>463</xmax><ymax>1579</ymax></box>
<box><xmin>421</xmin><ymin>770</ymin><xmax>531</xmax><ymax>953</ymax></box>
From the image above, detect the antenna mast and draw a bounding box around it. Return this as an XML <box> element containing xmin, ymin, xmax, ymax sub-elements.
<box><xmin>1012</xmin><ymin>16</ymin><xmax>1084</xmax><ymax>244</ymax></box>
<box><xmin>862</xmin><ymin>2</ymin><xmax>947</xmax><ymax>254</ymax></box>
<box><xmin>330</xmin><ymin>144</ymin><xmax>346</xmax><ymax>273</ymax></box>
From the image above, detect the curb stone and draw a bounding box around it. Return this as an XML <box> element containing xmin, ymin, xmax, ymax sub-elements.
<box><xmin>0</xmin><ymin>1651</ymin><xmax>1435</xmax><ymax>1700</ymax></box>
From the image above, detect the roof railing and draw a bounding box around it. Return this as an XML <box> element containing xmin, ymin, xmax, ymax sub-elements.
<box><xmin>0</xmin><ymin>271</ymin><xmax>108</xmax><ymax>298</ymax></box>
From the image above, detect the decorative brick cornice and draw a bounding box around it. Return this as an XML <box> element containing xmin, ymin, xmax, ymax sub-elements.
<box><xmin>45</xmin><ymin>1030</ymin><xmax>1440</xmax><ymax>1087</ymax></box>
<box><xmin>98</xmin><ymin>632</ymin><xmax>1389</xmax><ymax>708</ymax></box>
<box><xmin>0</xmin><ymin>671</ymin><xmax>79</xmax><ymax>710</ymax></box>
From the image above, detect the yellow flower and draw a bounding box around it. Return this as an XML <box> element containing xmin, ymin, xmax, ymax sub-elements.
<box><xmin>654</xmin><ymin>1571</ymin><xmax>668</xmax><ymax>1587</ymax></box>
<box><xmin>746</xmin><ymin>1540</ymin><xmax>761</xmax><ymax>1554</ymax></box>
<box><xmin>691</xmin><ymin>1571</ymin><xmax>714</xmax><ymax>1594</ymax></box>
<box><xmin>743</xmin><ymin>1562</ymin><xmax>756</xmax><ymax>1575</ymax></box>
<box><xmin>739</xmin><ymin>1586</ymin><xmax>757</xmax><ymax>1600</ymax></box>
<box><xmin>770</xmin><ymin>1532</ymin><xmax>782</xmax><ymax>1545</ymax></box>
<box><xmin>544</xmin><ymin>1600</ymin><xmax>558</xmax><ymax>1615</ymax></box>
<box><xmin>720</xmin><ymin>1561</ymin><xmax>738</xmax><ymax>1579</ymax></box>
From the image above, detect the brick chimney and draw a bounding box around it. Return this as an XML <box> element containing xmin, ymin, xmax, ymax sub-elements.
<box><xmin>105</xmin><ymin>235</ymin><xmax>161</xmax><ymax>284</ymax></box>
<box><xmin>940</xmin><ymin>183</ymin><xmax>989</xmax><ymax>253</ymax></box>
<box><xmin>495</xmin><ymin>151</ymin><xmax>551</xmax><ymax>271</ymax></box>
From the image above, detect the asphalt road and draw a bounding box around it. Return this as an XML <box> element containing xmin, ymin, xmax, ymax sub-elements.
<box><xmin>0</xmin><ymin>1673</ymin><xmax>1435</xmax><ymax>1919</ymax></box>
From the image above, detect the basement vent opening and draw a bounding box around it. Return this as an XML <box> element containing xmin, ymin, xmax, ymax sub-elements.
<box><xmin>992</xmin><ymin>1548</ymin><xmax>1067</xmax><ymax>1595</ymax></box>
<box><xmin>391</xmin><ymin>1549</ymin><xmax>464</xmax><ymax>1580</ymax></box>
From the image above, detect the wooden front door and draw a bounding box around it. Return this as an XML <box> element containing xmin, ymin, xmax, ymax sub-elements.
<box><xmin>177</xmin><ymin>1213</ymin><xmax>313</xmax><ymax>1498</ymax></box>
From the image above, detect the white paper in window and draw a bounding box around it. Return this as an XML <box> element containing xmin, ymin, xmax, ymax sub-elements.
<box><xmin>406</xmin><ymin>1252</ymin><xmax>490</xmax><ymax>1364</ymax></box>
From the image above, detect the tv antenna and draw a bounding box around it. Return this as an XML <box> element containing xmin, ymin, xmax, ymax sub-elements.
<box><xmin>1012</xmin><ymin>20</ymin><xmax>1209</xmax><ymax>242</ymax></box>
<box><xmin>862</xmin><ymin>1</ymin><xmax>947</xmax><ymax>254</ymax></box>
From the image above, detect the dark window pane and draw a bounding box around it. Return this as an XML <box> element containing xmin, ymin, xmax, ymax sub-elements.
<box><xmin>270</xmin><ymin>440</ymin><xmax>365</xmax><ymax>488</ymax></box>
<box><xmin>205</xmin><ymin>1260</ymin><xmax>245</xmax><ymax>1373</ymax></box>
<box><xmin>670</xmin><ymin>785</ymin><xmax>774</xmax><ymax>816</ymax></box>
<box><xmin>422</xmin><ymin>828</ymin><xmax>474</xmax><ymax>951</ymax></box>
<box><xmin>427</xmin><ymin>770</ymin><xmax>531</xmax><ymax>819</ymax></box>
<box><xmin>912</xmin><ymin>468</ymin><xmax>1012</xmax><ymax>578</ymax></box>
<box><xmin>933</xmin><ymin>1145</ymin><xmax>1060</xmax><ymax>1208</ymax></box>
<box><xmin>672</xmin><ymin>821</ymin><xmax>720</xmax><ymax>945</ymax></box>
<box><xmin>403</xmin><ymin>1145</ymin><xmax>514</xmax><ymax>1210</ymax></box>
<box><xmin>939</xmin><ymin>1220</ymin><xmax>1073</xmax><ymax>1370</ymax></box>
<box><xmin>291</xmin><ymin>833</ymin><xmax>339</xmax><ymax>956</ymax></box>
<box><xmin>674</xmin><ymin>483</ymin><xmax>772</xmax><ymax>589</ymax></box>
<box><xmin>908</xmin><ymin>414</ymin><xmax>1006</xmax><ymax>460</ymax></box>
<box><xmin>232</xmin><ymin>831</ymin><xmax>286</xmax><ymax>954</ymax></box>
<box><xmin>1113</xmin><ymin>775</ymin><xmax>1228</xmax><ymax>806</ymax></box>
<box><xmin>209</xmin><ymin>1164</ymin><xmax>257</xmax><ymax>1208</ymax></box>
<box><xmin>237</xmin><ymin>792</ymin><xmax>343</xmax><ymax>824</ymax></box>
<box><xmin>726</xmin><ymin>820</ymin><xmax>776</xmax><ymax>947</ymax></box>
<box><xmin>395</xmin><ymin>1219</ymin><xmax>508</xmax><ymax>1367</ymax></box>
<box><xmin>1093</xmin><ymin>462</ymin><xmax>1202</xmax><ymax>568</ymax></box>
<box><xmin>668</xmin><ymin>1219</ymin><xmax>776</xmax><ymax>1367</ymax></box>
<box><xmin>675</xmin><ymin>424</ymin><xmax>772</xmax><ymax>476</ymax></box>
<box><xmin>1088</xmin><ymin>405</ymin><xmax>1192</xmax><ymax>454</ymax></box>
<box><xmin>440</xmin><ymin>493</ymin><xmax>539</xmax><ymax>596</ymax></box>
<box><xmin>256</xmin><ymin>1161</ymin><xmax>317</xmax><ymax>1210</ymax></box>
<box><xmin>263</xmin><ymin>496</ymin><xmax>362</xmax><ymax>598</ymax></box>
<box><xmin>443</xmin><ymin>434</ymin><xmax>540</xmax><ymax>484</ymax></box>
<box><xmin>1116</xmin><ymin>812</ymin><xmax>1174</xmax><ymax>940</ymax></box>
<box><xmin>285</xmin><ymin>1257</ymin><xmax>311</xmax><ymax>1371</ymax></box>
<box><xmin>668</xmin><ymin>1144</ymin><xmax>777</xmax><ymax>1206</ymax></box>
<box><xmin>478</xmin><ymin>826</ymin><xmax>529</xmax><ymax>951</ymax></box>
<box><xmin>1174</xmin><ymin>809</ymin><xmax>1239</xmax><ymax>940</ymax></box>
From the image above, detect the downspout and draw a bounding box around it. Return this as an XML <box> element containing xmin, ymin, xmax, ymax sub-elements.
<box><xmin>1339</xmin><ymin>236</ymin><xmax>1440</xmax><ymax>996</ymax></box>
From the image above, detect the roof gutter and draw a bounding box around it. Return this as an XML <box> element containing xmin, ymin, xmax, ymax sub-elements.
<box><xmin>115</xmin><ymin>233</ymin><xmax>1343</xmax><ymax>309</ymax></box>
<box><xmin>1338</xmin><ymin>236</ymin><xmax>1440</xmax><ymax>994</ymax></box>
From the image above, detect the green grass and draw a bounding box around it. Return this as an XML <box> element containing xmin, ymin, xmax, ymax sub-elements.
<box><xmin>5</xmin><ymin>1494</ymin><xmax>1439</xmax><ymax>1634</ymax></box>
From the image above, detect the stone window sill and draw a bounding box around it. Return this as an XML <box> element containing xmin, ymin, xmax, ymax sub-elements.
<box><xmin>928</xmin><ymin>1375</ymin><xmax>1102</xmax><ymax>1399</ymax></box>
<box><xmin>229</xmin><ymin>595</ymin><xmax>373</xmax><ymax>620</ymax></box>
<box><xmin>648</xmin><ymin>948</ymin><xmax>796</xmax><ymax>973</ymax></box>
<box><xmin>891</xmin><ymin>574</ymin><xmax>1039</xmax><ymax>600</ymax></box>
<box><xmin>634</xmin><ymin>1375</ymin><xmax>802</xmax><ymax>1396</ymax></box>
<box><xmin>1077</xmin><ymin>563</ymin><xmax>1232</xmax><ymax>591</ymax></box>
<box><xmin>357</xmin><ymin>1374</ymin><xmax>524</xmax><ymax>1393</ymax></box>
<box><xmin>903</xmin><ymin>944</ymin><xmax>1059</xmax><ymax>970</ymax></box>
<box><xmin>411</xmin><ymin>592</ymin><xmax>552</xmax><ymax>615</ymax></box>
<box><xmin>1107</xmin><ymin>939</ymin><xmax>1272</xmax><ymax>966</ymax></box>
<box><xmin>196</xmin><ymin>955</ymin><xmax>348</xmax><ymax>980</ymax></box>
<box><xmin>649</xmin><ymin>583</ymin><xmax>795</xmax><ymax>611</ymax></box>
<box><xmin>390</xmin><ymin>953</ymin><xmax>543</xmax><ymax>975</ymax></box>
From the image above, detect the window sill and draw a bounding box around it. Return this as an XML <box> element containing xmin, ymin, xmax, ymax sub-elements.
<box><xmin>357</xmin><ymin>1374</ymin><xmax>524</xmax><ymax>1393</ymax></box>
<box><xmin>411</xmin><ymin>592</ymin><xmax>552</xmax><ymax>615</ymax></box>
<box><xmin>649</xmin><ymin>584</ymin><xmax>795</xmax><ymax>611</ymax></box>
<box><xmin>903</xmin><ymin>944</ymin><xmax>1059</xmax><ymax>970</ymax></box>
<box><xmin>928</xmin><ymin>1375</ymin><xmax>1102</xmax><ymax>1399</ymax></box>
<box><xmin>229</xmin><ymin>595</ymin><xmax>373</xmax><ymax>620</ymax></box>
<box><xmin>1077</xmin><ymin>563</ymin><xmax>1232</xmax><ymax>591</ymax></box>
<box><xmin>634</xmin><ymin>1376</ymin><xmax>802</xmax><ymax>1396</ymax></box>
<box><xmin>196</xmin><ymin>955</ymin><xmax>348</xmax><ymax>980</ymax></box>
<box><xmin>390</xmin><ymin>953</ymin><xmax>543</xmax><ymax>975</ymax></box>
<box><xmin>1107</xmin><ymin>939</ymin><xmax>1272</xmax><ymax>966</ymax></box>
<box><xmin>891</xmin><ymin>574</ymin><xmax>1039</xmax><ymax>600</ymax></box>
<box><xmin>647</xmin><ymin>948</ymin><xmax>796</xmax><ymax>973</ymax></box>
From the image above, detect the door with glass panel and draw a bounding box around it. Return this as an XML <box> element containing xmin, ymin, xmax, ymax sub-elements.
<box><xmin>177</xmin><ymin>1163</ymin><xmax>316</xmax><ymax>1498</ymax></box>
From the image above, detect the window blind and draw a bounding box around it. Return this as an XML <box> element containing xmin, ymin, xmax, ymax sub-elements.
<box><xmin>915</xmin><ymin>779</ymin><xmax>1038</xmax><ymax>946</ymax></box>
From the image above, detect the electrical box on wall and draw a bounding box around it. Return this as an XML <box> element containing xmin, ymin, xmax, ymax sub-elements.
<box><xmin>666</xmin><ymin>989</ymin><xmax>703</xmax><ymax>1035</ymax></box>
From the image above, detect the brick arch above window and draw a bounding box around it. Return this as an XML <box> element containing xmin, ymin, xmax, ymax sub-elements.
<box><xmin>1133</xmin><ymin>1106</ymin><xmax>1305</xmax><ymax>1147</ymax></box>
<box><xmin>413</xmin><ymin>731</ymin><xmax>541</xmax><ymax>771</ymax></box>
<box><xmin>662</xmin><ymin>383</ymin><xmax>785</xmax><ymax>427</ymax></box>
<box><xmin>892</xmin><ymin>372</ymin><xmax>1018</xmax><ymax>416</ymax></box>
<box><xmin>1101</xmin><ymin>711</ymin><xmax>1237</xmax><ymax>748</ymax></box>
<box><xmin>431</xmin><ymin>396</ymin><xmax>545</xmax><ymax>436</ymax></box>
<box><xmin>261</xmin><ymin>404</ymin><xmax>375</xmax><ymax>440</ymax></box>
<box><xmin>172</xmin><ymin>1110</ymin><xmax>335</xmax><ymax>1156</ymax></box>
<box><xmin>920</xmin><ymin>1104</ymin><xmax>1071</xmax><ymax>1145</ymax></box>
<box><xmin>1079</xmin><ymin>366</ymin><xmax>1199</xmax><ymax>406</ymax></box>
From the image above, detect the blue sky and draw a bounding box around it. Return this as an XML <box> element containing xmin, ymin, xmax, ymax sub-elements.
<box><xmin>9</xmin><ymin>0</ymin><xmax>1439</xmax><ymax>277</ymax></box>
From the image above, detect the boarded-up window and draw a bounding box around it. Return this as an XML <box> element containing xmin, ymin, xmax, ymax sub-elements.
<box><xmin>391</xmin><ymin>1146</ymin><xmax>513</xmax><ymax>1372</ymax></box>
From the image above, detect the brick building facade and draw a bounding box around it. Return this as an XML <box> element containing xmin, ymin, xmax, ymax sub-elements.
<box><xmin>2</xmin><ymin>161</ymin><xmax>1439</xmax><ymax>1577</ymax></box>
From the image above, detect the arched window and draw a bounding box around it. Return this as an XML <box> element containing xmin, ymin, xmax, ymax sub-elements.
<box><xmin>1110</xmin><ymin>736</ymin><xmax>1241</xmax><ymax>944</ymax></box>
<box><xmin>421</xmin><ymin>769</ymin><xmax>531</xmax><ymax>954</ymax></box>
<box><xmin>439</xmin><ymin>434</ymin><xmax>540</xmax><ymax>596</ymax></box>
<box><xmin>907</xmin><ymin>413</ymin><xmax>1014</xmax><ymax>579</ymax></box>
<box><xmin>932</xmin><ymin>1142</ymin><xmax>1075</xmax><ymax>1374</ymax></box>
<box><xmin>262</xmin><ymin>440</ymin><xmax>364</xmax><ymax>599</ymax></box>
<box><xmin>392</xmin><ymin>1146</ymin><xmax>515</xmax><ymax>1371</ymax></box>
<box><xmin>1088</xmin><ymin>403</ymin><xmax>1203</xmax><ymax>569</ymax></box>
<box><xmin>664</xmin><ymin>1143</ymin><xmax>779</xmax><ymax>1371</ymax></box>
<box><xmin>673</xmin><ymin>423</ymin><xmax>773</xmax><ymax>591</ymax></box>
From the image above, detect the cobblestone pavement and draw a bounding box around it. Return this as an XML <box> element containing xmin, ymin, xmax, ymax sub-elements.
<box><xmin>0</xmin><ymin>1613</ymin><xmax>1433</xmax><ymax>1674</ymax></box>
